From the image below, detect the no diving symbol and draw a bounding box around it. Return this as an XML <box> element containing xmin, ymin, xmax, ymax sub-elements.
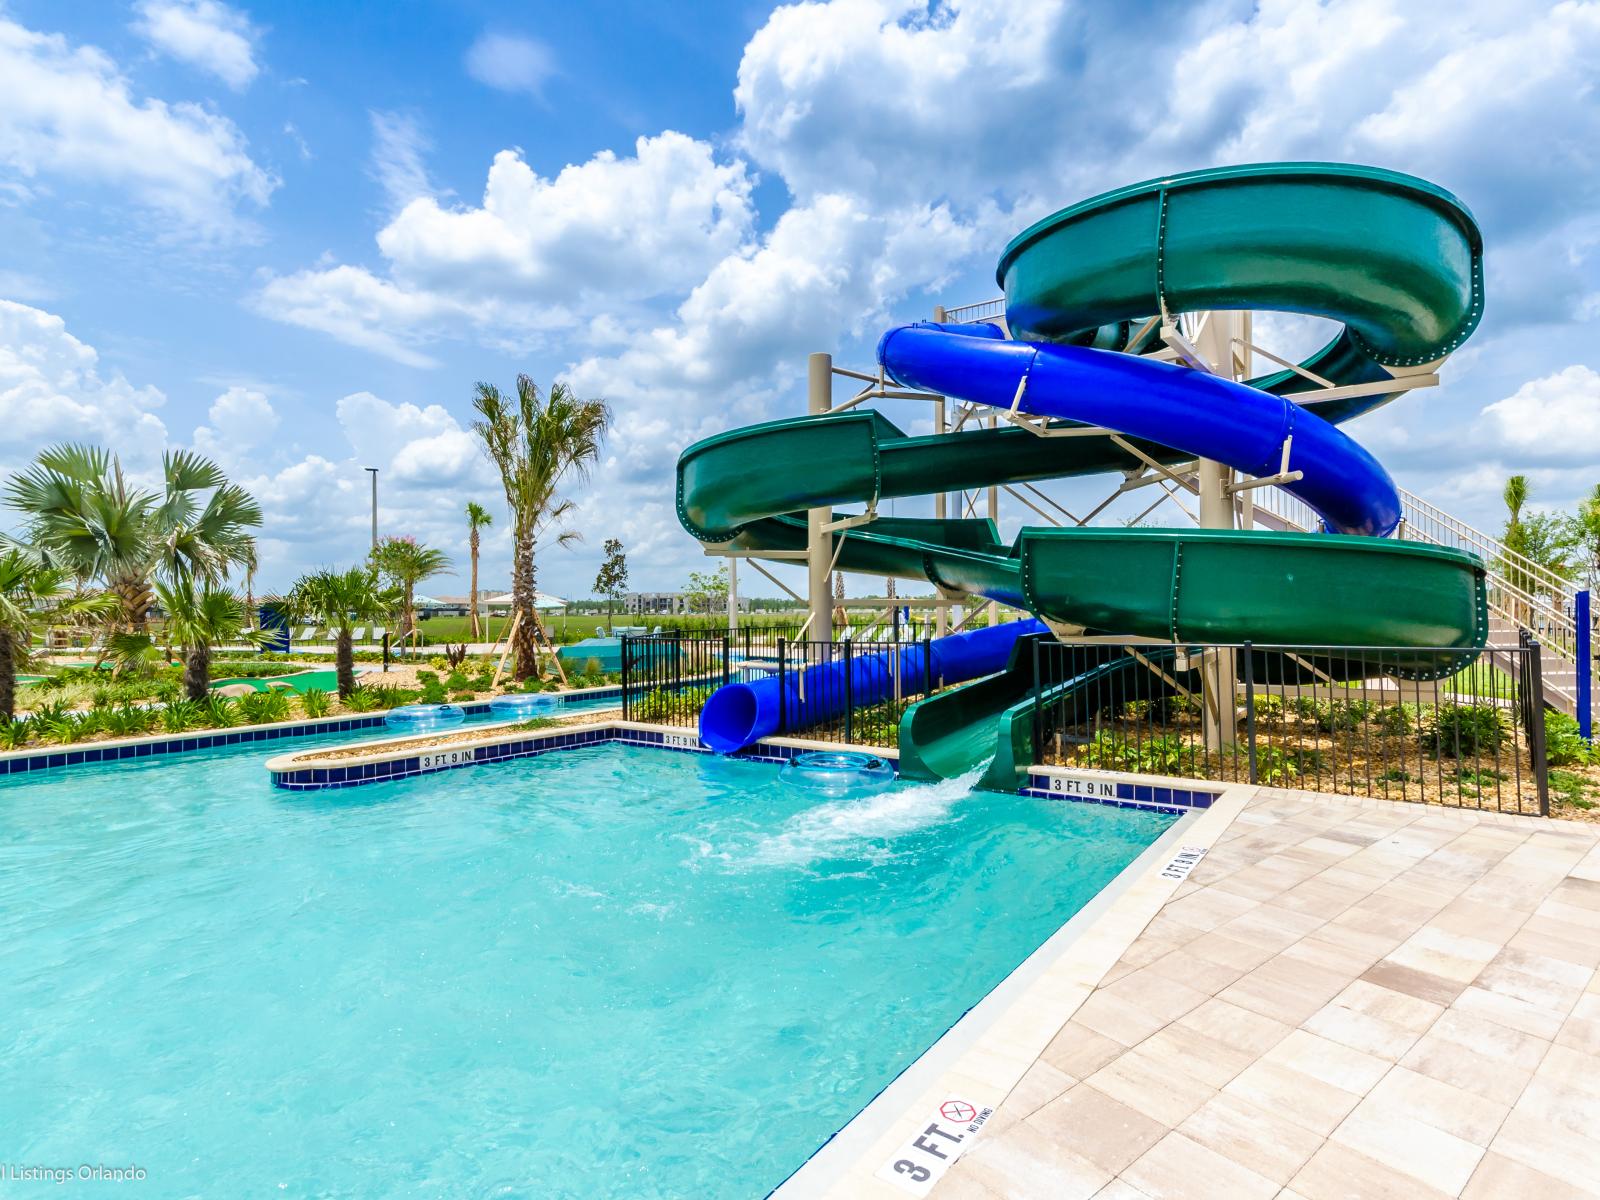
<box><xmin>940</xmin><ymin>1100</ymin><xmax>976</xmax><ymax>1124</ymax></box>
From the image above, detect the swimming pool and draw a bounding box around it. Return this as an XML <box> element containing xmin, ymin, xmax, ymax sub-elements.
<box><xmin>0</xmin><ymin>733</ymin><xmax>1173</xmax><ymax>1197</ymax></box>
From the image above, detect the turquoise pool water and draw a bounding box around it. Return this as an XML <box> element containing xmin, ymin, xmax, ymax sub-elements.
<box><xmin>0</xmin><ymin>736</ymin><xmax>1173</xmax><ymax>1198</ymax></box>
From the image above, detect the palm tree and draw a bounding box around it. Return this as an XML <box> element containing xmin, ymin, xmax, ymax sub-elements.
<box><xmin>281</xmin><ymin>567</ymin><xmax>396</xmax><ymax>697</ymax></box>
<box><xmin>242</xmin><ymin>540</ymin><xmax>259</xmax><ymax>623</ymax></box>
<box><xmin>1503</xmin><ymin>474</ymin><xmax>1529</xmax><ymax>529</ymax></box>
<box><xmin>0</xmin><ymin>547</ymin><xmax>118</xmax><ymax>718</ymax></box>
<box><xmin>465</xmin><ymin>502</ymin><xmax>494</xmax><ymax>641</ymax></box>
<box><xmin>471</xmin><ymin>375</ymin><xmax>610</xmax><ymax>679</ymax></box>
<box><xmin>7</xmin><ymin>444</ymin><xmax>261</xmax><ymax>633</ymax></box>
<box><xmin>156</xmin><ymin>581</ymin><xmax>270</xmax><ymax>701</ymax></box>
<box><xmin>1501</xmin><ymin>475</ymin><xmax>1538</xmax><ymax>625</ymax></box>
<box><xmin>372</xmin><ymin>536</ymin><xmax>452</xmax><ymax>645</ymax></box>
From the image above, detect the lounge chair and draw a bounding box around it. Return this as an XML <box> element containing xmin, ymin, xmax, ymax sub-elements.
<box><xmin>352</xmin><ymin>627</ymin><xmax>367</xmax><ymax>642</ymax></box>
<box><xmin>372</xmin><ymin>627</ymin><xmax>386</xmax><ymax>641</ymax></box>
<box><xmin>297</xmin><ymin>625</ymin><xmax>316</xmax><ymax>641</ymax></box>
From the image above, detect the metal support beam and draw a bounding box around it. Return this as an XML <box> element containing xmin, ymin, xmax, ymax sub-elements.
<box><xmin>807</xmin><ymin>352</ymin><xmax>834</xmax><ymax>643</ymax></box>
<box><xmin>987</xmin><ymin>411</ymin><xmax>1000</xmax><ymax>628</ymax></box>
<box><xmin>933</xmin><ymin>305</ymin><xmax>949</xmax><ymax>639</ymax></box>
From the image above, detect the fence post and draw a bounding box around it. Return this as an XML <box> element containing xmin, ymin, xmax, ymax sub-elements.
<box><xmin>844</xmin><ymin>639</ymin><xmax>854</xmax><ymax>743</ymax></box>
<box><xmin>721</xmin><ymin>633</ymin><xmax>730</xmax><ymax>689</ymax></box>
<box><xmin>1529</xmin><ymin>640</ymin><xmax>1549</xmax><ymax>817</ymax></box>
<box><xmin>621</xmin><ymin>635</ymin><xmax>630</xmax><ymax>721</ymax></box>
<box><xmin>924</xmin><ymin>638</ymin><xmax>934</xmax><ymax>695</ymax></box>
<box><xmin>1031</xmin><ymin>635</ymin><xmax>1042</xmax><ymax>764</ymax></box>
<box><xmin>777</xmin><ymin>637</ymin><xmax>787</xmax><ymax>735</ymax></box>
<box><xmin>1579</xmin><ymin>589</ymin><xmax>1592</xmax><ymax>742</ymax></box>
<box><xmin>1242</xmin><ymin>641</ymin><xmax>1257</xmax><ymax>784</ymax></box>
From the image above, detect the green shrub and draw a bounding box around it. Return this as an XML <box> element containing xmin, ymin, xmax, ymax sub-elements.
<box><xmin>1376</xmin><ymin>703</ymin><xmax>1417</xmax><ymax>737</ymax></box>
<box><xmin>1081</xmin><ymin>731</ymin><xmax>1196</xmax><ymax>776</ymax></box>
<box><xmin>444</xmin><ymin>671</ymin><xmax>469</xmax><ymax>690</ymax></box>
<box><xmin>104</xmin><ymin>703</ymin><xmax>154</xmax><ymax>736</ymax></box>
<box><xmin>1545</xmin><ymin>711</ymin><xmax>1596</xmax><ymax>767</ymax></box>
<box><xmin>1423</xmin><ymin>703</ymin><xmax>1507</xmax><ymax>757</ymax></box>
<box><xmin>299</xmin><ymin>688</ymin><xmax>331</xmax><ymax>718</ymax></box>
<box><xmin>582</xmin><ymin>657</ymin><xmax>603</xmax><ymax>677</ymax></box>
<box><xmin>1290</xmin><ymin>698</ymin><xmax>1372</xmax><ymax>733</ymax></box>
<box><xmin>631</xmin><ymin>686</ymin><xmax>711</xmax><ymax>722</ymax></box>
<box><xmin>1250</xmin><ymin>695</ymin><xmax>1285</xmax><ymax>724</ymax></box>
<box><xmin>1250</xmin><ymin>743</ymin><xmax>1327</xmax><ymax>784</ymax></box>
<box><xmin>0</xmin><ymin>717</ymin><xmax>32</xmax><ymax>749</ymax></box>
<box><xmin>343</xmin><ymin>690</ymin><xmax>378</xmax><ymax>713</ymax></box>
<box><xmin>419</xmin><ymin>678</ymin><xmax>448</xmax><ymax>705</ymax></box>
<box><xmin>239</xmin><ymin>690</ymin><xmax>291</xmax><ymax>724</ymax></box>
<box><xmin>31</xmin><ymin>699</ymin><xmax>71</xmax><ymax>726</ymax></box>
<box><xmin>162</xmin><ymin>700</ymin><xmax>202</xmax><ymax>733</ymax></box>
<box><xmin>204</xmin><ymin>695</ymin><xmax>239</xmax><ymax>728</ymax></box>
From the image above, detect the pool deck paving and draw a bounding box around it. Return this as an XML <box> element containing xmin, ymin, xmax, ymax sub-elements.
<box><xmin>833</xmin><ymin>786</ymin><xmax>1600</xmax><ymax>1200</ymax></box>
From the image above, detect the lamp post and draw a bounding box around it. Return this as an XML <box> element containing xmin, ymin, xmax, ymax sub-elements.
<box><xmin>364</xmin><ymin>467</ymin><xmax>378</xmax><ymax>551</ymax></box>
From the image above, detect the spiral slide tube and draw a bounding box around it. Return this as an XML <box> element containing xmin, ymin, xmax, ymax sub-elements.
<box><xmin>681</xmin><ymin>163</ymin><xmax>1490</xmax><ymax>762</ymax></box>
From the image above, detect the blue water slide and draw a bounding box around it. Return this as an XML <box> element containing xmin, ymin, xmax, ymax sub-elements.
<box><xmin>698</xmin><ymin>618</ymin><xmax>1046</xmax><ymax>754</ymax></box>
<box><xmin>876</xmin><ymin>322</ymin><xmax>1402</xmax><ymax>538</ymax></box>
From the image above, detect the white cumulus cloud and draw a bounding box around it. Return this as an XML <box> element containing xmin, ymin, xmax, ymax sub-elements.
<box><xmin>464</xmin><ymin>32</ymin><xmax>554</xmax><ymax>97</ymax></box>
<box><xmin>255</xmin><ymin>131</ymin><xmax>754</xmax><ymax>363</ymax></box>
<box><xmin>0</xmin><ymin>300</ymin><xmax>169</xmax><ymax>472</ymax></box>
<box><xmin>1480</xmin><ymin>365</ymin><xmax>1600</xmax><ymax>464</ymax></box>
<box><xmin>133</xmin><ymin>0</ymin><xmax>261</xmax><ymax>90</ymax></box>
<box><xmin>0</xmin><ymin>16</ymin><xmax>274</xmax><ymax>238</ymax></box>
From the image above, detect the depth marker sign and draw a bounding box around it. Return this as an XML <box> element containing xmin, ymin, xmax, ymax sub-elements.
<box><xmin>876</xmin><ymin>1097</ymin><xmax>993</xmax><ymax>1196</ymax></box>
<box><xmin>1159</xmin><ymin>844</ymin><xmax>1208</xmax><ymax>882</ymax></box>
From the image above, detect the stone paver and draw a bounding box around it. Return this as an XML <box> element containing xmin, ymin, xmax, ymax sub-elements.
<box><xmin>930</xmin><ymin>788</ymin><xmax>1600</xmax><ymax>1199</ymax></box>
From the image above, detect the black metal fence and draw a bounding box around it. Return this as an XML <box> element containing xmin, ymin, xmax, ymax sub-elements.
<box><xmin>1032</xmin><ymin>640</ymin><xmax>1550</xmax><ymax>815</ymax></box>
<box><xmin>621</xmin><ymin>632</ymin><xmax>941</xmax><ymax>747</ymax></box>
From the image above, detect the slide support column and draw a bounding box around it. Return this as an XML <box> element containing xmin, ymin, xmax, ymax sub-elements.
<box><xmin>1194</xmin><ymin>312</ymin><xmax>1242</xmax><ymax>752</ymax></box>
<box><xmin>807</xmin><ymin>352</ymin><xmax>834</xmax><ymax>643</ymax></box>
<box><xmin>987</xmin><ymin>412</ymin><xmax>1000</xmax><ymax>629</ymax></box>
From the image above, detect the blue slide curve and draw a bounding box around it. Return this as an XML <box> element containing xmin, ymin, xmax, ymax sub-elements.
<box><xmin>877</xmin><ymin>321</ymin><xmax>1401</xmax><ymax>538</ymax></box>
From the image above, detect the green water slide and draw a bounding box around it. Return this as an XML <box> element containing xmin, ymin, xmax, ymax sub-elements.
<box><xmin>676</xmin><ymin>163</ymin><xmax>1489</xmax><ymax>784</ymax></box>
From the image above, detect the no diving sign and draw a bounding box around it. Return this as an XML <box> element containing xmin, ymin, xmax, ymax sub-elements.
<box><xmin>875</xmin><ymin>1096</ymin><xmax>993</xmax><ymax>1196</ymax></box>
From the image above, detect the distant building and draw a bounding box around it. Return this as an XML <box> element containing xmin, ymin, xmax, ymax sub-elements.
<box><xmin>625</xmin><ymin>591</ymin><xmax>749</xmax><ymax>615</ymax></box>
<box><xmin>625</xmin><ymin>591</ymin><xmax>688</xmax><ymax>615</ymax></box>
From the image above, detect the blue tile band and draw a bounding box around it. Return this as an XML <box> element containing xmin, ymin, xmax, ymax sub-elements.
<box><xmin>1021</xmin><ymin>769</ymin><xmax>1221</xmax><ymax>814</ymax></box>
<box><xmin>265</xmin><ymin>727</ymin><xmax>874</xmax><ymax>790</ymax></box>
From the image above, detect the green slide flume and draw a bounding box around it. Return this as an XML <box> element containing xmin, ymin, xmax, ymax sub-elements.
<box><xmin>676</xmin><ymin>163</ymin><xmax>1489</xmax><ymax>786</ymax></box>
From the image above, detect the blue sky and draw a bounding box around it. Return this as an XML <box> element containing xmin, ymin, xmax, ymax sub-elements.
<box><xmin>1</xmin><ymin>0</ymin><xmax>1597</xmax><ymax>599</ymax></box>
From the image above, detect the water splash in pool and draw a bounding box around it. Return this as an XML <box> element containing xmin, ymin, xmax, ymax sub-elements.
<box><xmin>744</xmin><ymin>759</ymin><xmax>993</xmax><ymax>867</ymax></box>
